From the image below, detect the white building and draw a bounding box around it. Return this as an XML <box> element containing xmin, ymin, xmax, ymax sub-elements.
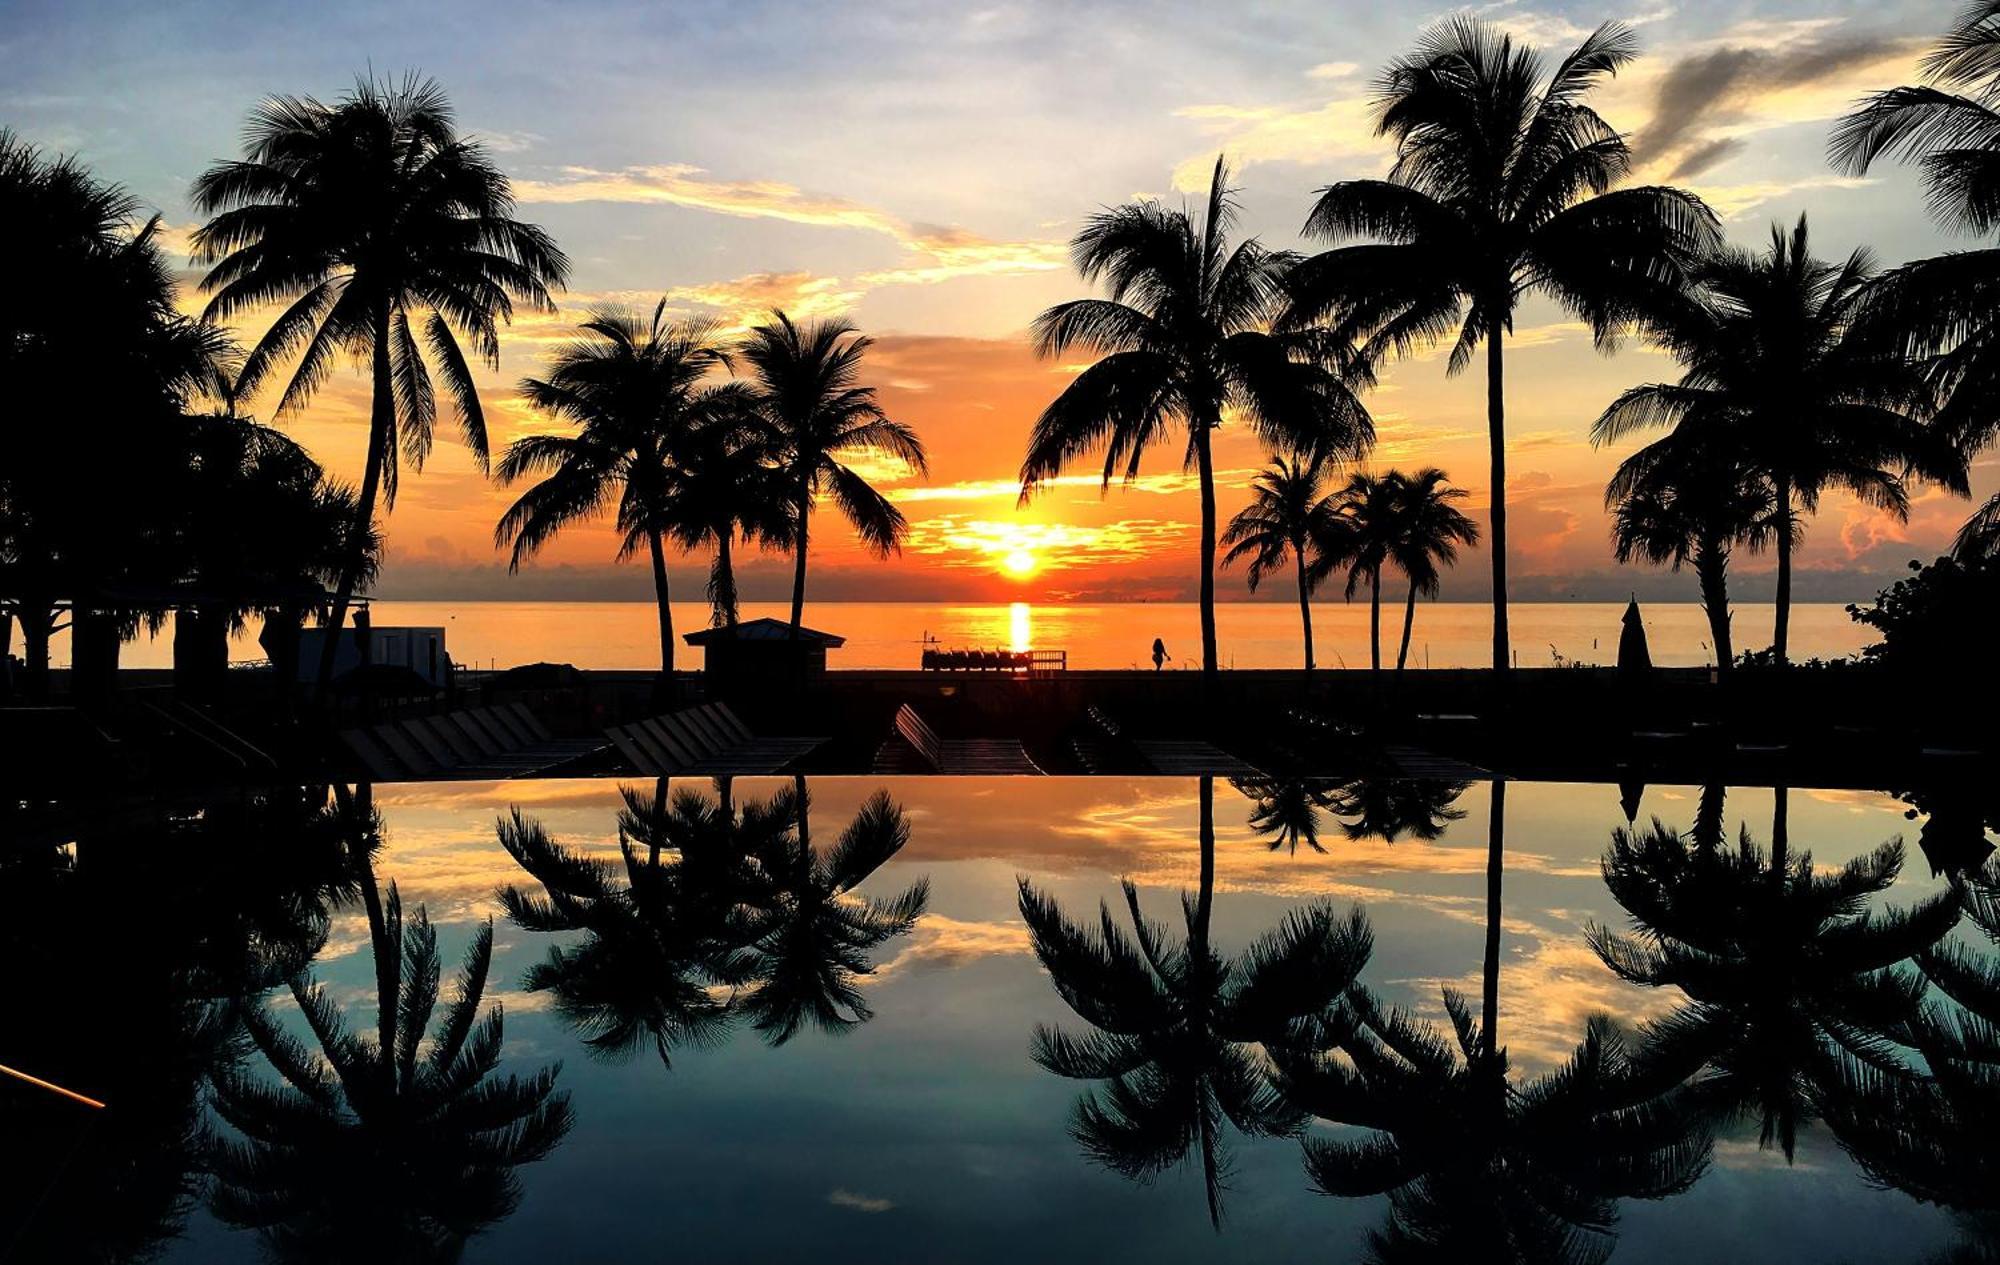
<box><xmin>296</xmin><ymin>626</ymin><xmax>450</xmax><ymax>686</ymax></box>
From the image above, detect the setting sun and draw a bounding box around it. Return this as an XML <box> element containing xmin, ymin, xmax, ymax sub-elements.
<box><xmin>1002</xmin><ymin>549</ymin><xmax>1037</xmax><ymax>578</ymax></box>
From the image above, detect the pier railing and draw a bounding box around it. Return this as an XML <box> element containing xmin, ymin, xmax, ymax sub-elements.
<box><xmin>919</xmin><ymin>646</ymin><xmax>1067</xmax><ymax>676</ymax></box>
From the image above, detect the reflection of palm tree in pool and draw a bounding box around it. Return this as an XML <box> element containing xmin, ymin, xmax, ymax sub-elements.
<box><xmin>0</xmin><ymin>787</ymin><xmax>361</xmax><ymax>1264</ymax></box>
<box><xmin>1270</xmin><ymin>777</ymin><xmax>1708</xmax><ymax>1261</ymax></box>
<box><xmin>1328</xmin><ymin>777</ymin><xmax>1471</xmax><ymax>844</ymax></box>
<box><xmin>1273</xmin><ymin>987</ymin><xmax>1710</xmax><ymax>1264</ymax></box>
<box><xmin>1589</xmin><ymin>787</ymin><xmax>1961</xmax><ymax>1159</ymax></box>
<box><xmin>500</xmin><ymin>778</ymin><xmax>928</xmax><ymax>1062</ymax></box>
<box><xmin>1232</xmin><ymin>776</ymin><xmax>1470</xmax><ymax>854</ymax></box>
<box><xmin>208</xmin><ymin>790</ymin><xmax>573</xmax><ymax>1262</ymax></box>
<box><xmin>1017</xmin><ymin>776</ymin><xmax>1374</xmax><ymax>1227</ymax></box>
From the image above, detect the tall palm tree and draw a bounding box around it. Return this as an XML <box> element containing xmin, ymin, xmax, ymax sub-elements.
<box><xmin>1386</xmin><ymin>467</ymin><xmax>1479</xmax><ymax>675</ymax></box>
<box><xmin>1284</xmin><ymin>19</ymin><xmax>1716</xmax><ymax>674</ymax></box>
<box><xmin>207</xmin><ymin>791</ymin><xmax>572</xmax><ymax>1260</ymax></box>
<box><xmin>1606</xmin><ymin>434</ymin><xmax>1773</xmax><ymax>679</ymax></box>
<box><xmin>1016</xmin><ymin>776</ymin><xmax>1374</xmax><ymax>1227</ymax></box>
<box><xmin>191</xmin><ymin>75</ymin><xmax>568</xmax><ymax>694</ymax></box>
<box><xmin>1023</xmin><ymin>157</ymin><xmax>1375</xmax><ymax>678</ymax></box>
<box><xmin>1833</xmin><ymin>2</ymin><xmax>2000</xmax><ymax>564</ymax></box>
<box><xmin>1591</xmin><ymin>216</ymin><xmax>1961</xmax><ymax>664</ymax></box>
<box><xmin>1220</xmin><ymin>452</ymin><xmax>1347</xmax><ymax>670</ymax></box>
<box><xmin>1326</xmin><ymin>471</ymin><xmax>1402</xmax><ymax>673</ymax></box>
<box><xmin>1588</xmin><ymin>797</ymin><xmax>1961</xmax><ymax>1159</ymax></box>
<box><xmin>659</xmin><ymin>390</ymin><xmax>791</xmax><ymax>628</ymax></box>
<box><xmin>494</xmin><ymin>307</ymin><xmax>736</xmax><ymax>675</ymax></box>
<box><xmin>737</xmin><ymin>311</ymin><xmax>928</xmax><ymax>635</ymax></box>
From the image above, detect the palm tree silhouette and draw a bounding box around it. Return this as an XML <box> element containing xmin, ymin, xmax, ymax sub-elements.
<box><xmin>659</xmin><ymin>390</ymin><xmax>791</xmax><ymax>628</ymax></box>
<box><xmin>1588</xmin><ymin>791</ymin><xmax>1961</xmax><ymax>1158</ymax></box>
<box><xmin>494</xmin><ymin>306</ymin><xmax>738</xmax><ymax>675</ymax></box>
<box><xmin>1325</xmin><ymin>471</ymin><xmax>1405</xmax><ymax>674</ymax></box>
<box><xmin>1017</xmin><ymin>776</ymin><xmax>1374</xmax><ymax>1226</ymax></box>
<box><xmin>737</xmin><ymin>311</ymin><xmax>928</xmax><ymax>636</ymax></box>
<box><xmin>191</xmin><ymin>75</ymin><xmax>568</xmax><ymax>694</ymax></box>
<box><xmin>1</xmin><ymin>131</ymin><xmax>235</xmax><ymax>699</ymax></box>
<box><xmin>1606</xmin><ymin>432</ymin><xmax>1773</xmax><ymax>679</ymax></box>
<box><xmin>500</xmin><ymin>779</ymin><xmax>928</xmax><ymax>1061</ymax></box>
<box><xmin>1221</xmin><ymin>453</ymin><xmax>1347</xmax><ymax>671</ymax></box>
<box><xmin>1273</xmin><ymin>986</ymin><xmax>1710</xmax><ymax>1264</ymax></box>
<box><xmin>1327</xmin><ymin>777</ymin><xmax>1471</xmax><ymax>844</ymax></box>
<box><xmin>1230</xmin><ymin>775</ymin><xmax>1342</xmax><ymax>854</ymax></box>
<box><xmin>1022</xmin><ymin>157</ymin><xmax>1375</xmax><ymax>679</ymax></box>
<box><xmin>209</xmin><ymin>805</ymin><xmax>573</xmax><ymax>1261</ymax></box>
<box><xmin>1833</xmin><ymin>3</ymin><xmax>2000</xmax><ymax>565</ymax></box>
<box><xmin>1385</xmin><ymin>468</ymin><xmax>1479</xmax><ymax>675</ymax></box>
<box><xmin>1285</xmin><ymin>18</ymin><xmax>1715</xmax><ymax>674</ymax></box>
<box><xmin>1591</xmin><ymin>216</ymin><xmax>1960</xmax><ymax>664</ymax></box>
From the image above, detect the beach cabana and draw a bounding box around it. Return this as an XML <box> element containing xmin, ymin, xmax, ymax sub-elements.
<box><xmin>683</xmin><ymin>618</ymin><xmax>845</xmax><ymax>685</ymax></box>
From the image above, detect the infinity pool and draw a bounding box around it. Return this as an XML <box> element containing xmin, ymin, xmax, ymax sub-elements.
<box><xmin>4</xmin><ymin>776</ymin><xmax>1990</xmax><ymax>1263</ymax></box>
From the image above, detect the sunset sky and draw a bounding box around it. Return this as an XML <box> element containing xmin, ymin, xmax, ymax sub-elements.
<box><xmin>7</xmin><ymin>0</ymin><xmax>1996</xmax><ymax>604</ymax></box>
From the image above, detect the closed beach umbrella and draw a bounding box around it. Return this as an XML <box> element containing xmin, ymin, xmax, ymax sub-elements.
<box><xmin>1619</xmin><ymin>778</ymin><xmax>1645</xmax><ymax>824</ymax></box>
<box><xmin>1618</xmin><ymin>597</ymin><xmax>1653</xmax><ymax>678</ymax></box>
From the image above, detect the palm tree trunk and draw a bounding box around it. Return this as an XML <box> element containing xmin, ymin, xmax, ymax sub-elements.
<box><xmin>342</xmin><ymin>782</ymin><xmax>398</xmax><ymax>1084</ymax></box>
<box><xmin>1369</xmin><ymin>567</ymin><xmax>1382</xmax><ymax>673</ymax></box>
<box><xmin>1486</xmin><ymin>326</ymin><xmax>1510</xmax><ymax>676</ymax></box>
<box><xmin>1194</xmin><ymin>774</ymin><xmax>1216</xmax><ymax>948</ymax></box>
<box><xmin>788</xmin><ymin>479</ymin><xmax>810</xmax><ymax>638</ymax></box>
<box><xmin>713</xmin><ymin>531</ymin><xmax>739</xmax><ymax>628</ymax></box>
<box><xmin>1771</xmin><ymin>784</ymin><xmax>1789</xmax><ymax>883</ymax></box>
<box><xmin>1772</xmin><ymin>474</ymin><xmax>1793</xmax><ymax>666</ymax></box>
<box><xmin>1396</xmin><ymin>577</ymin><xmax>1419</xmax><ymax>674</ymax></box>
<box><xmin>1482</xmin><ymin>778</ymin><xmax>1505</xmax><ymax>1058</ymax></box>
<box><xmin>314</xmin><ymin>300</ymin><xmax>394</xmax><ymax>701</ymax></box>
<box><xmin>1195</xmin><ymin>425</ymin><xmax>1219</xmax><ymax>678</ymax></box>
<box><xmin>1695</xmin><ymin>534</ymin><xmax>1733</xmax><ymax>681</ymax></box>
<box><xmin>647</xmin><ymin>528</ymin><xmax>674</xmax><ymax>677</ymax></box>
<box><xmin>1294</xmin><ymin>549</ymin><xmax>1315</xmax><ymax>672</ymax></box>
<box><xmin>18</xmin><ymin>601</ymin><xmax>54</xmax><ymax>702</ymax></box>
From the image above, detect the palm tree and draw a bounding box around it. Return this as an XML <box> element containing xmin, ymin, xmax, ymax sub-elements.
<box><xmin>1220</xmin><ymin>453</ymin><xmax>1347</xmax><ymax>670</ymax></box>
<box><xmin>191</xmin><ymin>75</ymin><xmax>568</xmax><ymax>694</ymax></box>
<box><xmin>1386</xmin><ymin>467</ymin><xmax>1479</xmax><ymax>675</ymax></box>
<box><xmin>1016</xmin><ymin>776</ymin><xmax>1374</xmax><ymax>1227</ymax></box>
<box><xmin>208</xmin><ymin>862</ymin><xmax>573</xmax><ymax>1259</ymax></box>
<box><xmin>1591</xmin><ymin>216</ymin><xmax>1961</xmax><ymax>664</ymax></box>
<box><xmin>1326</xmin><ymin>471</ymin><xmax>1402</xmax><ymax>673</ymax></box>
<box><xmin>1284</xmin><ymin>19</ymin><xmax>1716</xmax><ymax>674</ymax></box>
<box><xmin>0</xmin><ymin>133</ymin><xmax>230</xmax><ymax>700</ymax></box>
<box><xmin>1272</xmin><ymin>986</ymin><xmax>1710</xmax><ymax>1264</ymax></box>
<box><xmin>494</xmin><ymin>307</ymin><xmax>737</xmax><ymax>675</ymax></box>
<box><xmin>1605</xmin><ymin>434</ymin><xmax>1773</xmax><ymax>680</ymax></box>
<box><xmin>1588</xmin><ymin>795</ymin><xmax>1961</xmax><ymax>1159</ymax></box>
<box><xmin>737</xmin><ymin>311</ymin><xmax>929</xmax><ymax>635</ymax></box>
<box><xmin>1833</xmin><ymin>3</ymin><xmax>2000</xmax><ymax>566</ymax></box>
<box><xmin>1023</xmin><ymin>157</ymin><xmax>1375</xmax><ymax>678</ymax></box>
<box><xmin>660</xmin><ymin>391</ymin><xmax>791</xmax><ymax>628</ymax></box>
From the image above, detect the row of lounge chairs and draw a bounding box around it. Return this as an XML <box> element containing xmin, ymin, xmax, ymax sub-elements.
<box><xmin>1070</xmin><ymin>705</ymin><xmax>1260</xmax><ymax>775</ymax></box>
<box><xmin>340</xmin><ymin>703</ymin><xmax>604</xmax><ymax>780</ymax></box>
<box><xmin>605</xmin><ymin>703</ymin><xmax>826</xmax><ymax>776</ymax></box>
<box><xmin>873</xmin><ymin>703</ymin><xmax>1043</xmax><ymax>774</ymax></box>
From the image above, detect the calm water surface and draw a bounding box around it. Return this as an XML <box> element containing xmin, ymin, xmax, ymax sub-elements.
<box><xmin>6</xmin><ymin>776</ymin><xmax>1991</xmax><ymax>1262</ymax></box>
<box><xmin>90</xmin><ymin>600</ymin><xmax>1874</xmax><ymax>672</ymax></box>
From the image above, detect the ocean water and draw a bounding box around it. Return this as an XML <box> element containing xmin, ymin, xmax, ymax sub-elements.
<box><xmin>82</xmin><ymin>600</ymin><xmax>1873</xmax><ymax>673</ymax></box>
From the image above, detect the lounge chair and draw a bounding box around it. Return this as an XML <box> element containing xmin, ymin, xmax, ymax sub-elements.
<box><xmin>604</xmin><ymin>702</ymin><xmax>826</xmax><ymax>775</ymax></box>
<box><xmin>873</xmin><ymin>704</ymin><xmax>1042</xmax><ymax>774</ymax></box>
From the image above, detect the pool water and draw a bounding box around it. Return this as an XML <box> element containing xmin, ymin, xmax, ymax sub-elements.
<box><xmin>3</xmin><ymin>776</ymin><xmax>1992</xmax><ymax>1263</ymax></box>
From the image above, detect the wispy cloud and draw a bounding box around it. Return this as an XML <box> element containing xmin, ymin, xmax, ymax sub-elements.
<box><xmin>903</xmin><ymin>514</ymin><xmax>1190</xmax><ymax>571</ymax></box>
<box><xmin>827</xmin><ymin>1189</ymin><xmax>895</xmax><ymax>1213</ymax></box>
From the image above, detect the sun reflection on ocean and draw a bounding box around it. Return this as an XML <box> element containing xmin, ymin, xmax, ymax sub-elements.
<box><xmin>1009</xmin><ymin>602</ymin><xmax>1032</xmax><ymax>652</ymax></box>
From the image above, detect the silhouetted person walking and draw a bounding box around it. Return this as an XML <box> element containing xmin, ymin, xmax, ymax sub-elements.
<box><xmin>1152</xmin><ymin>638</ymin><xmax>1167</xmax><ymax>672</ymax></box>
